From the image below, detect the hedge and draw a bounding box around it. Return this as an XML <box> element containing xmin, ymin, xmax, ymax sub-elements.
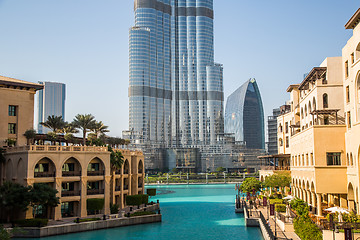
<box><xmin>15</xmin><ymin>218</ymin><xmax>48</xmax><ymax>227</ymax></box>
<box><xmin>87</xmin><ymin>198</ymin><xmax>104</xmax><ymax>213</ymax></box>
<box><xmin>269</xmin><ymin>199</ymin><xmax>283</xmax><ymax>205</ymax></box>
<box><xmin>130</xmin><ymin>211</ymin><xmax>155</xmax><ymax>217</ymax></box>
<box><xmin>146</xmin><ymin>188</ymin><xmax>156</xmax><ymax>197</ymax></box>
<box><xmin>126</xmin><ymin>194</ymin><xmax>149</xmax><ymax>206</ymax></box>
<box><xmin>275</xmin><ymin>204</ymin><xmax>286</xmax><ymax>213</ymax></box>
<box><xmin>74</xmin><ymin>218</ymin><xmax>100</xmax><ymax>223</ymax></box>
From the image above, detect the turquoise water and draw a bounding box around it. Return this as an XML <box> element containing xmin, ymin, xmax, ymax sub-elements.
<box><xmin>23</xmin><ymin>184</ymin><xmax>263</xmax><ymax>240</ymax></box>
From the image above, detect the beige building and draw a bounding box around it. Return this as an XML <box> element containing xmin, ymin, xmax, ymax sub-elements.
<box><xmin>342</xmin><ymin>8</ymin><xmax>360</xmax><ymax>214</ymax></box>
<box><xmin>0</xmin><ymin>76</ymin><xmax>145</xmax><ymax>221</ymax></box>
<box><xmin>0</xmin><ymin>76</ymin><xmax>43</xmax><ymax>147</ymax></box>
<box><xmin>281</xmin><ymin>57</ymin><xmax>347</xmax><ymax>216</ymax></box>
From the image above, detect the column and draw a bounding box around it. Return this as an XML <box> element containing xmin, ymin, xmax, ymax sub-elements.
<box><xmin>104</xmin><ymin>176</ymin><xmax>111</xmax><ymax>215</ymax></box>
<box><xmin>311</xmin><ymin>192</ymin><xmax>316</xmax><ymax>214</ymax></box>
<box><xmin>54</xmin><ymin>177</ymin><xmax>62</xmax><ymax>220</ymax></box>
<box><xmin>80</xmin><ymin>176</ymin><xmax>88</xmax><ymax>217</ymax></box>
<box><xmin>317</xmin><ymin>193</ymin><xmax>323</xmax><ymax>216</ymax></box>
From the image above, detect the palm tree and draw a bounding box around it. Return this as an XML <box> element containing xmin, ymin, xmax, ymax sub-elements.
<box><xmin>23</xmin><ymin>129</ymin><xmax>36</xmax><ymax>145</ymax></box>
<box><xmin>91</xmin><ymin>121</ymin><xmax>109</xmax><ymax>138</ymax></box>
<box><xmin>40</xmin><ymin>115</ymin><xmax>66</xmax><ymax>133</ymax></box>
<box><xmin>62</xmin><ymin>123</ymin><xmax>79</xmax><ymax>146</ymax></box>
<box><xmin>72</xmin><ymin>114</ymin><xmax>96</xmax><ymax>146</ymax></box>
<box><xmin>109</xmin><ymin>147</ymin><xmax>124</xmax><ymax>171</ymax></box>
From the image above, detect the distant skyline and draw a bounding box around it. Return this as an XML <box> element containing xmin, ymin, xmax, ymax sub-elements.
<box><xmin>0</xmin><ymin>0</ymin><xmax>358</xmax><ymax>137</ymax></box>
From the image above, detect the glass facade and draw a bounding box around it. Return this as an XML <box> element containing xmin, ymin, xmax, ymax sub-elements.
<box><xmin>36</xmin><ymin>81</ymin><xmax>66</xmax><ymax>134</ymax></box>
<box><xmin>130</xmin><ymin>0</ymin><xmax>223</xmax><ymax>147</ymax></box>
<box><xmin>224</xmin><ymin>79</ymin><xmax>265</xmax><ymax>149</ymax></box>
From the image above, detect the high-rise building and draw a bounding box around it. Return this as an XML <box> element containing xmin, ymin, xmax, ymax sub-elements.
<box><xmin>224</xmin><ymin>79</ymin><xmax>265</xmax><ymax>149</ymax></box>
<box><xmin>267</xmin><ymin>108</ymin><xmax>280</xmax><ymax>155</ymax></box>
<box><xmin>129</xmin><ymin>0</ymin><xmax>223</xmax><ymax>147</ymax></box>
<box><xmin>36</xmin><ymin>81</ymin><xmax>66</xmax><ymax>134</ymax></box>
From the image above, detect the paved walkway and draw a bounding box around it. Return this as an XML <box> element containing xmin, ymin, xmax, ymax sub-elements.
<box><xmin>253</xmin><ymin>205</ymin><xmax>300</xmax><ymax>240</ymax></box>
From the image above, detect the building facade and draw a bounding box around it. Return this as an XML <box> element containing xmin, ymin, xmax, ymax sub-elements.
<box><xmin>129</xmin><ymin>0</ymin><xmax>224</xmax><ymax>147</ymax></box>
<box><xmin>224</xmin><ymin>78</ymin><xmax>265</xmax><ymax>149</ymax></box>
<box><xmin>267</xmin><ymin>108</ymin><xmax>280</xmax><ymax>155</ymax></box>
<box><xmin>0</xmin><ymin>76</ymin><xmax>145</xmax><ymax>221</ymax></box>
<box><xmin>36</xmin><ymin>81</ymin><xmax>66</xmax><ymax>134</ymax></box>
<box><xmin>0</xmin><ymin>76</ymin><xmax>43</xmax><ymax>147</ymax></box>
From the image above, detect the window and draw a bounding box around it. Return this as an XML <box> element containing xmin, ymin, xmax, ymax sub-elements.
<box><xmin>327</xmin><ymin>152</ymin><xmax>341</xmax><ymax>166</ymax></box>
<box><xmin>348</xmin><ymin>111</ymin><xmax>352</xmax><ymax>128</ymax></box>
<box><xmin>62</xmin><ymin>163</ymin><xmax>75</xmax><ymax>172</ymax></box>
<box><xmin>279</xmin><ymin>138</ymin><xmax>283</xmax><ymax>147</ymax></box>
<box><xmin>286</xmin><ymin>136</ymin><xmax>289</xmax><ymax>148</ymax></box>
<box><xmin>8</xmin><ymin>123</ymin><xmax>16</xmax><ymax>134</ymax></box>
<box><xmin>285</xmin><ymin>122</ymin><xmax>289</xmax><ymax>134</ymax></box>
<box><xmin>345</xmin><ymin>61</ymin><xmax>349</xmax><ymax>78</ymax></box>
<box><xmin>324</xmin><ymin>116</ymin><xmax>329</xmax><ymax>125</ymax></box>
<box><xmin>8</xmin><ymin>105</ymin><xmax>16</xmax><ymax>116</ymax></box>
<box><xmin>323</xmin><ymin>93</ymin><xmax>328</xmax><ymax>108</ymax></box>
<box><xmin>346</xmin><ymin>86</ymin><xmax>350</xmax><ymax>103</ymax></box>
<box><xmin>62</xmin><ymin>182</ymin><xmax>74</xmax><ymax>191</ymax></box>
<box><xmin>35</xmin><ymin>163</ymin><xmax>49</xmax><ymax>173</ymax></box>
<box><xmin>351</xmin><ymin>53</ymin><xmax>354</xmax><ymax>64</ymax></box>
<box><xmin>88</xmin><ymin>163</ymin><xmax>99</xmax><ymax>171</ymax></box>
<box><xmin>87</xmin><ymin>181</ymin><xmax>100</xmax><ymax>190</ymax></box>
<box><xmin>279</xmin><ymin>124</ymin><xmax>283</xmax><ymax>132</ymax></box>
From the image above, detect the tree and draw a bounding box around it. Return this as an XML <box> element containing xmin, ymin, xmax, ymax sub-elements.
<box><xmin>0</xmin><ymin>225</ymin><xmax>10</xmax><ymax>240</ymax></box>
<box><xmin>40</xmin><ymin>115</ymin><xmax>66</xmax><ymax>133</ymax></box>
<box><xmin>239</xmin><ymin>177</ymin><xmax>262</xmax><ymax>193</ymax></box>
<box><xmin>263</xmin><ymin>172</ymin><xmax>291</xmax><ymax>193</ymax></box>
<box><xmin>62</xmin><ymin>123</ymin><xmax>79</xmax><ymax>145</ymax></box>
<box><xmin>0</xmin><ymin>182</ymin><xmax>31</xmax><ymax>222</ymax></box>
<box><xmin>0</xmin><ymin>148</ymin><xmax>5</xmax><ymax>164</ymax></box>
<box><xmin>216</xmin><ymin>167</ymin><xmax>225</xmax><ymax>172</ymax></box>
<box><xmin>72</xmin><ymin>114</ymin><xmax>96</xmax><ymax>146</ymax></box>
<box><xmin>91</xmin><ymin>121</ymin><xmax>109</xmax><ymax>138</ymax></box>
<box><xmin>23</xmin><ymin>129</ymin><xmax>36</xmax><ymax>145</ymax></box>
<box><xmin>29</xmin><ymin>183</ymin><xmax>59</xmax><ymax>218</ymax></box>
<box><xmin>109</xmin><ymin>146</ymin><xmax>124</xmax><ymax>171</ymax></box>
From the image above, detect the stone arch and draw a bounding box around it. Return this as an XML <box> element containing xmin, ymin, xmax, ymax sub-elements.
<box><xmin>138</xmin><ymin>160</ymin><xmax>144</xmax><ymax>174</ymax></box>
<box><xmin>62</xmin><ymin>157</ymin><xmax>82</xmax><ymax>176</ymax></box>
<box><xmin>34</xmin><ymin>157</ymin><xmax>56</xmax><ymax>178</ymax></box>
<box><xmin>123</xmin><ymin>159</ymin><xmax>130</xmax><ymax>174</ymax></box>
<box><xmin>6</xmin><ymin>159</ymin><xmax>13</xmax><ymax>181</ymax></box>
<box><xmin>348</xmin><ymin>183</ymin><xmax>355</xmax><ymax>201</ymax></box>
<box><xmin>17</xmin><ymin>158</ymin><xmax>26</xmax><ymax>185</ymax></box>
<box><xmin>87</xmin><ymin>157</ymin><xmax>105</xmax><ymax>175</ymax></box>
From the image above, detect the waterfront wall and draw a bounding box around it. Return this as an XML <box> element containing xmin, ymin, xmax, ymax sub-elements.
<box><xmin>12</xmin><ymin>214</ymin><xmax>161</xmax><ymax>238</ymax></box>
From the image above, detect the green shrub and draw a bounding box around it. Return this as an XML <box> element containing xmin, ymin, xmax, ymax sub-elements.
<box><xmin>126</xmin><ymin>194</ymin><xmax>149</xmax><ymax>206</ymax></box>
<box><xmin>87</xmin><ymin>198</ymin><xmax>104</xmax><ymax>214</ymax></box>
<box><xmin>294</xmin><ymin>217</ymin><xmax>322</xmax><ymax>240</ymax></box>
<box><xmin>269</xmin><ymin>199</ymin><xmax>283</xmax><ymax>205</ymax></box>
<box><xmin>74</xmin><ymin>218</ymin><xmax>100</xmax><ymax>223</ymax></box>
<box><xmin>130</xmin><ymin>211</ymin><xmax>155</xmax><ymax>217</ymax></box>
<box><xmin>15</xmin><ymin>218</ymin><xmax>48</xmax><ymax>227</ymax></box>
<box><xmin>275</xmin><ymin>204</ymin><xmax>286</xmax><ymax>213</ymax></box>
<box><xmin>0</xmin><ymin>225</ymin><xmax>10</xmax><ymax>240</ymax></box>
<box><xmin>110</xmin><ymin>204</ymin><xmax>119</xmax><ymax>214</ymax></box>
<box><xmin>146</xmin><ymin>188</ymin><xmax>156</xmax><ymax>197</ymax></box>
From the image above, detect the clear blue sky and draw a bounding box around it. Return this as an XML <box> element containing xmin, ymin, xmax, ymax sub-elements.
<box><xmin>0</xmin><ymin>0</ymin><xmax>358</xmax><ymax>137</ymax></box>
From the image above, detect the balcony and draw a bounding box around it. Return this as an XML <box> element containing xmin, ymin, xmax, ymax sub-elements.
<box><xmin>87</xmin><ymin>189</ymin><xmax>104</xmax><ymax>195</ymax></box>
<box><xmin>62</xmin><ymin>171</ymin><xmax>81</xmax><ymax>177</ymax></box>
<box><xmin>260</xmin><ymin>166</ymin><xmax>290</xmax><ymax>171</ymax></box>
<box><xmin>34</xmin><ymin>172</ymin><xmax>55</xmax><ymax>178</ymax></box>
<box><xmin>115</xmin><ymin>186</ymin><xmax>121</xmax><ymax>192</ymax></box>
<box><xmin>61</xmin><ymin>190</ymin><xmax>81</xmax><ymax>197</ymax></box>
<box><xmin>87</xmin><ymin>170</ymin><xmax>105</xmax><ymax>176</ymax></box>
<box><xmin>123</xmin><ymin>185</ymin><xmax>129</xmax><ymax>190</ymax></box>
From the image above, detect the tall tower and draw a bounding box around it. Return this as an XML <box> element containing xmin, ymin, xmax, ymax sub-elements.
<box><xmin>36</xmin><ymin>81</ymin><xmax>66</xmax><ymax>134</ymax></box>
<box><xmin>129</xmin><ymin>0</ymin><xmax>172</xmax><ymax>145</ymax></box>
<box><xmin>129</xmin><ymin>0</ymin><xmax>223</xmax><ymax>147</ymax></box>
<box><xmin>171</xmin><ymin>0</ymin><xmax>223</xmax><ymax>146</ymax></box>
<box><xmin>224</xmin><ymin>79</ymin><xmax>265</xmax><ymax>149</ymax></box>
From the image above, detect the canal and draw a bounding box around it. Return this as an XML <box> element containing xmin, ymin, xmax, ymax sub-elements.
<box><xmin>24</xmin><ymin>184</ymin><xmax>263</xmax><ymax>240</ymax></box>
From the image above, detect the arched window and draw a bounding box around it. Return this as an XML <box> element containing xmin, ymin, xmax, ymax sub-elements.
<box><xmin>356</xmin><ymin>42</ymin><xmax>360</xmax><ymax>61</ymax></box>
<box><xmin>357</xmin><ymin>73</ymin><xmax>360</xmax><ymax>121</ymax></box>
<box><xmin>305</xmin><ymin>105</ymin><xmax>308</xmax><ymax>116</ymax></box>
<box><xmin>301</xmin><ymin>108</ymin><xmax>304</xmax><ymax>119</ymax></box>
<box><xmin>323</xmin><ymin>93</ymin><xmax>328</xmax><ymax>108</ymax></box>
<box><xmin>308</xmin><ymin>102</ymin><xmax>312</xmax><ymax>114</ymax></box>
<box><xmin>279</xmin><ymin>138</ymin><xmax>283</xmax><ymax>147</ymax></box>
<box><xmin>313</xmin><ymin>97</ymin><xmax>317</xmax><ymax>110</ymax></box>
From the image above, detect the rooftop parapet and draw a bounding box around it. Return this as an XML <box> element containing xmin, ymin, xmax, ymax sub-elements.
<box><xmin>5</xmin><ymin>145</ymin><xmax>108</xmax><ymax>153</ymax></box>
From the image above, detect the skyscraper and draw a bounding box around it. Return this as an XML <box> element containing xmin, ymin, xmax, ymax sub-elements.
<box><xmin>129</xmin><ymin>0</ymin><xmax>223</xmax><ymax>147</ymax></box>
<box><xmin>36</xmin><ymin>81</ymin><xmax>66</xmax><ymax>134</ymax></box>
<box><xmin>267</xmin><ymin>108</ymin><xmax>280</xmax><ymax>155</ymax></box>
<box><xmin>224</xmin><ymin>79</ymin><xmax>265</xmax><ymax>149</ymax></box>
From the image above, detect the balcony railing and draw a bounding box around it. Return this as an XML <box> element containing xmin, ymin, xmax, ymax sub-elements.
<box><xmin>260</xmin><ymin>166</ymin><xmax>290</xmax><ymax>171</ymax></box>
<box><xmin>87</xmin><ymin>170</ymin><xmax>105</xmax><ymax>176</ymax></box>
<box><xmin>34</xmin><ymin>171</ymin><xmax>56</xmax><ymax>178</ymax></box>
<box><xmin>87</xmin><ymin>189</ymin><xmax>104</xmax><ymax>195</ymax></box>
<box><xmin>61</xmin><ymin>190</ymin><xmax>81</xmax><ymax>197</ymax></box>
<box><xmin>6</xmin><ymin>145</ymin><xmax>108</xmax><ymax>153</ymax></box>
<box><xmin>62</xmin><ymin>171</ymin><xmax>81</xmax><ymax>177</ymax></box>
